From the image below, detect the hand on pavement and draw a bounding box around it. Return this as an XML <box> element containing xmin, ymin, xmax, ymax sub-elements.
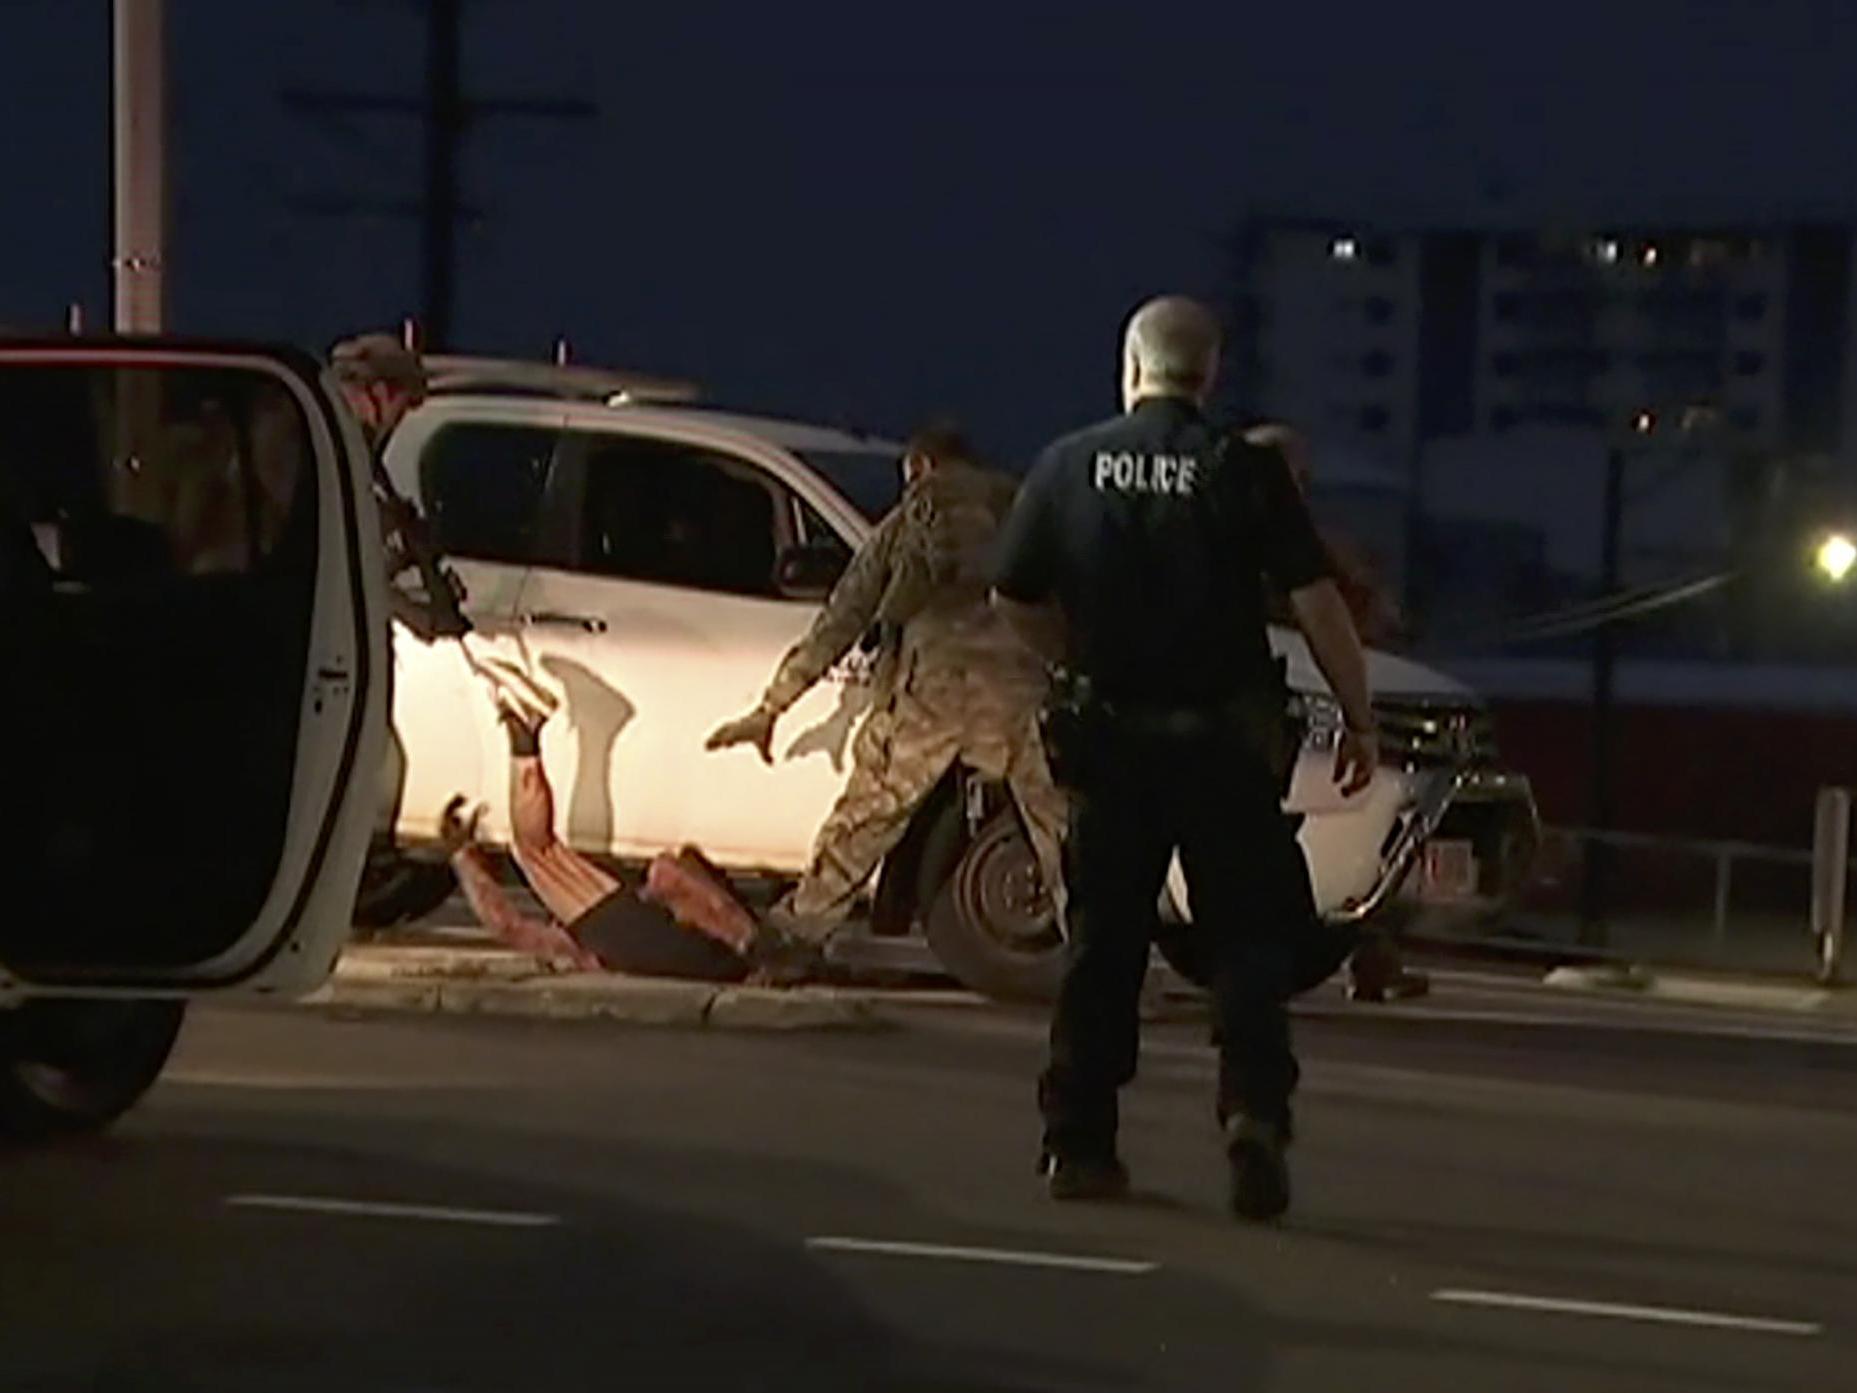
<box><xmin>439</xmin><ymin>795</ymin><xmax>487</xmax><ymax>855</ymax></box>
<box><xmin>705</xmin><ymin>706</ymin><xmax>778</xmax><ymax>764</ymax></box>
<box><xmin>1333</xmin><ymin>726</ymin><xmax>1378</xmax><ymax>798</ymax></box>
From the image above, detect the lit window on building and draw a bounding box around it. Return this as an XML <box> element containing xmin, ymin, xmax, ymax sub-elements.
<box><xmin>1640</xmin><ymin>243</ymin><xmax>1661</xmax><ymax>269</ymax></box>
<box><xmin>1330</xmin><ymin>236</ymin><xmax>1360</xmax><ymax>262</ymax></box>
<box><xmin>1632</xmin><ymin>410</ymin><xmax>1657</xmax><ymax>434</ymax></box>
<box><xmin>1591</xmin><ymin>238</ymin><xmax>1621</xmax><ymax>266</ymax></box>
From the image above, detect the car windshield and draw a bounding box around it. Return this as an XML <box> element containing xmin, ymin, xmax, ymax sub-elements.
<box><xmin>799</xmin><ymin>448</ymin><xmax>902</xmax><ymax>522</ymax></box>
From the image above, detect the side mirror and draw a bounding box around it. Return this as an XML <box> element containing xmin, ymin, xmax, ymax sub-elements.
<box><xmin>775</xmin><ymin>542</ymin><xmax>847</xmax><ymax>600</ymax></box>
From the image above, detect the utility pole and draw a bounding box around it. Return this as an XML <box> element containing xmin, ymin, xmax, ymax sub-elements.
<box><xmin>1580</xmin><ymin>438</ymin><xmax>1627</xmax><ymax>945</ymax></box>
<box><xmin>113</xmin><ymin>0</ymin><xmax>166</xmax><ymax>332</ymax></box>
<box><xmin>421</xmin><ymin>0</ymin><xmax>462</xmax><ymax>349</ymax></box>
<box><xmin>283</xmin><ymin>1</ymin><xmax>593</xmax><ymax>351</ymax></box>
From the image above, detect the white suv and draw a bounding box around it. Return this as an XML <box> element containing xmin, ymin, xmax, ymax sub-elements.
<box><xmin>365</xmin><ymin>359</ymin><xmax>1539</xmax><ymax>998</ymax></box>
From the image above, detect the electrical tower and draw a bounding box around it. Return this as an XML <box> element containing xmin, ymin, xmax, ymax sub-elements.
<box><xmin>282</xmin><ymin>0</ymin><xmax>594</xmax><ymax>349</ymax></box>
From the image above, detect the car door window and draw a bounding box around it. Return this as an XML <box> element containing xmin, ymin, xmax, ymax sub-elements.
<box><xmin>794</xmin><ymin>498</ymin><xmax>853</xmax><ymax>581</ymax></box>
<box><xmin>418</xmin><ymin>422</ymin><xmax>563</xmax><ymax>565</ymax></box>
<box><xmin>577</xmin><ymin>435</ymin><xmax>788</xmax><ymax>596</ymax></box>
<box><xmin>0</xmin><ymin>359</ymin><xmax>347</xmax><ymax>975</ymax></box>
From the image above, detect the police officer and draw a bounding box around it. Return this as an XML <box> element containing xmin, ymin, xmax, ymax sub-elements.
<box><xmin>992</xmin><ymin>296</ymin><xmax>1378</xmax><ymax>1220</ymax></box>
<box><xmin>327</xmin><ymin>331</ymin><xmax>467</xmax><ymax>639</ymax></box>
<box><xmin>707</xmin><ymin>424</ymin><xmax>1068</xmax><ymax>970</ymax></box>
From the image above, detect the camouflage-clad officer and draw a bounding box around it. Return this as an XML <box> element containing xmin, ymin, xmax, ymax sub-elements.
<box><xmin>707</xmin><ymin>423</ymin><xmax>1067</xmax><ymax>956</ymax></box>
<box><xmin>327</xmin><ymin>331</ymin><xmax>467</xmax><ymax>639</ymax></box>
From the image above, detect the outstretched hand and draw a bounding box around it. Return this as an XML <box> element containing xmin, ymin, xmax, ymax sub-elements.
<box><xmin>705</xmin><ymin>706</ymin><xmax>778</xmax><ymax>764</ymax></box>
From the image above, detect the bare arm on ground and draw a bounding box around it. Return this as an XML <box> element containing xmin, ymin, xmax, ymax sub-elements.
<box><xmin>449</xmin><ymin>845</ymin><xmax>602</xmax><ymax>970</ymax></box>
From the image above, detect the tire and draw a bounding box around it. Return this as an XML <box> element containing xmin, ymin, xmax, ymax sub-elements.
<box><xmin>0</xmin><ymin>999</ymin><xmax>186</xmax><ymax>1143</ymax></box>
<box><xmin>920</xmin><ymin>802</ymin><xmax>1066</xmax><ymax>1002</ymax></box>
<box><xmin>353</xmin><ymin>842</ymin><xmax>457</xmax><ymax>932</ymax></box>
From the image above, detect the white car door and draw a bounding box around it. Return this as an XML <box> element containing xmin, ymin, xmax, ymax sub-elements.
<box><xmin>383</xmin><ymin>410</ymin><xmax>573</xmax><ymax>843</ymax></box>
<box><xmin>515</xmin><ymin>427</ymin><xmax>864</xmax><ymax>869</ymax></box>
<box><xmin>0</xmin><ymin>342</ymin><xmax>386</xmax><ymax>999</ymax></box>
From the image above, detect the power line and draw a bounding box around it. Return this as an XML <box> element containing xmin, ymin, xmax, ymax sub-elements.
<box><xmin>281</xmin><ymin>0</ymin><xmax>594</xmax><ymax>348</ymax></box>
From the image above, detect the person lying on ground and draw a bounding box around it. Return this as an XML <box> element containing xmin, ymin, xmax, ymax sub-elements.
<box><xmin>442</xmin><ymin>672</ymin><xmax>789</xmax><ymax>983</ymax></box>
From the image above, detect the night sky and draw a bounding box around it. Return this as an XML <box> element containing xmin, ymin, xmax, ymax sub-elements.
<box><xmin>4</xmin><ymin>0</ymin><xmax>1855</xmax><ymax>463</ymax></box>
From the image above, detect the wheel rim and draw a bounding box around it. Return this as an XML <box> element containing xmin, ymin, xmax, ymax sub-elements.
<box><xmin>953</xmin><ymin>821</ymin><xmax>1061</xmax><ymax>958</ymax></box>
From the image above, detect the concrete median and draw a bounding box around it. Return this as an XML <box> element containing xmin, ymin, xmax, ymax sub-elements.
<box><xmin>302</xmin><ymin>944</ymin><xmax>886</xmax><ymax>1032</ymax></box>
<box><xmin>1542</xmin><ymin>962</ymin><xmax>1856</xmax><ymax>1016</ymax></box>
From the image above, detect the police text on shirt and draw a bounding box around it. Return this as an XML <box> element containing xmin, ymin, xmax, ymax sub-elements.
<box><xmin>1092</xmin><ymin>451</ymin><xmax>1200</xmax><ymax>497</ymax></box>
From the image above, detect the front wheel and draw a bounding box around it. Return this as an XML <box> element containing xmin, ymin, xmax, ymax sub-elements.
<box><xmin>920</xmin><ymin>803</ymin><xmax>1066</xmax><ymax>1002</ymax></box>
<box><xmin>0</xmin><ymin>999</ymin><xmax>186</xmax><ymax>1143</ymax></box>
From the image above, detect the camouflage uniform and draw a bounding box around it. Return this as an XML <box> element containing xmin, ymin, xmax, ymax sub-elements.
<box><xmin>761</xmin><ymin>460</ymin><xmax>1067</xmax><ymax>939</ymax></box>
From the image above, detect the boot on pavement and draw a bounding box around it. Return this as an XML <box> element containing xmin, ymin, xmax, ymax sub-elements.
<box><xmin>1226</xmin><ymin>1115</ymin><xmax>1291</xmax><ymax>1222</ymax></box>
<box><xmin>1347</xmin><ymin>932</ymin><xmax>1431</xmax><ymax>1004</ymax></box>
<box><xmin>1041</xmin><ymin>1152</ymin><xmax>1131</xmax><ymax>1202</ymax></box>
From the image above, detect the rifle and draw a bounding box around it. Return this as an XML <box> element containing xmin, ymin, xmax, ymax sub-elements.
<box><xmin>369</xmin><ymin>458</ymin><xmax>471</xmax><ymax>640</ymax></box>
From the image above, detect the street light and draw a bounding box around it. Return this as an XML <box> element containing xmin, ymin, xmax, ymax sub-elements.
<box><xmin>1816</xmin><ymin>531</ymin><xmax>1856</xmax><ymax>585</ymax></box>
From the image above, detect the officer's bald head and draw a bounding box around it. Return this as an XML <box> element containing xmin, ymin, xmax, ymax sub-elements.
<box><xmin>1122</xmin><ymin>296</ymin><xmax>1221</xmax><ymax>411</ymax></box>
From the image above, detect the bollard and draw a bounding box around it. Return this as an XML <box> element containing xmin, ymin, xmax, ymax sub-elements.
<box><xmin>1812</xmin><ymin>787</ymin><xmax>1851</xmax><ymax>984</ymax></box>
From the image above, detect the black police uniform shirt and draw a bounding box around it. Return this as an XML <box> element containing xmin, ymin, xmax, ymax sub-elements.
<box><xmin>994</xmin><ymin>397</ymin><xmax>1332</xmax><ymax>706</ymax></box>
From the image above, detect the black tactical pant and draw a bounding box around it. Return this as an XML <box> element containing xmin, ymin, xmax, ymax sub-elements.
<box><xmin>1040</xmin><ymin>720</ymin><xmax>1313</xmax><ymax>1163</ymax></box>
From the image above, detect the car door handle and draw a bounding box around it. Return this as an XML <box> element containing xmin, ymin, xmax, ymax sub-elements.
<box><xmin>522</xmin><ymin>611</ymin><xmax>608</xmax><ymax>634</ymax></box>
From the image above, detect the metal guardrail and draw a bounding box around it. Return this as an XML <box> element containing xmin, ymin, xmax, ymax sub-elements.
<box><xmin>1526</xmin><ymin>814</ymin><xmax>1856</xmax><ymax>972</ymax></box>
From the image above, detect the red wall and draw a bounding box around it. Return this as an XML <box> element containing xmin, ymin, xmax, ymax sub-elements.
<box><xmin>1489</xmin><ymin>699</ymin><xmax>1857</xmax><ymax>847</ymax></box>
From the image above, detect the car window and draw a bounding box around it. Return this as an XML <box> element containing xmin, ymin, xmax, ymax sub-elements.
<box><xmin>799</xmin><ymin>448</ymin><xmax>903</xmax><ymax>522</ymax></box>
<box><xmin>795</xmin><ymin>498</ymin><xmax>854</xmax><ymax>577</ymax></box>
<box><xmin>576</xmin><ymin>434</ymin><xmax>785</xmax><ymax>596</ymax></box>
<box><xmin>0</xmin><ymin>366</ymin><xmax>311</xmax><ymax>580</ymax></box>
<box><xmin>419</xmin><ymin>422</ymin><xmax>561</xmax><ymax>565</ymax></box>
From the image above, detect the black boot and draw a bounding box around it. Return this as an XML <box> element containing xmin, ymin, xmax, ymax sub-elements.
<box><xmin>1041</xmin><ymin>1152</ymin><xmax>1131</xmax><ymax>1202</ymax></box>
<box><xmin>1226</xmin><ymin>1115</ymin><xmax>1291</xmax><ymax>1222</ymax></box>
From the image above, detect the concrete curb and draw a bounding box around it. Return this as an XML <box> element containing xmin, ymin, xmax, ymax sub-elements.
<box><xmin>1542</xmin><ymin>963</ymin><xmax>1853</xmax><ymax>1016</ymax></box>
<box><xmin>303</xmin><ymin>947</ymin><xmax>885</xmax><ymax>1032</ymax></box>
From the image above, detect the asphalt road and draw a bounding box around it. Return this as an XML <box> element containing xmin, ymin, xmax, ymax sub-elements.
<box><xmin>4</xmin><ymin>984</ymin><xmax>1856</xmax><ymax>1392</ymax></box>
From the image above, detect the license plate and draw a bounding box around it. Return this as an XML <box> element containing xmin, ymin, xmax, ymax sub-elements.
<box><xmin>1419</xmin><ymin>839</ymin><xmax>1478</xmax><ymax>901</ymax></box>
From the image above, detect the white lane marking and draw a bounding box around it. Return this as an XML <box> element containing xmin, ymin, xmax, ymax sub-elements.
<box><xmin>226</xmin><ymin>1194</ymin><xmax>560</xmax><ymax>1228</ymax></box>
<box><xmin>165</xmin><ymin>1070</ymin><xmax>485</xmax><ymax>1091</ymax></box>
<box><xmin>806</xmin><ymin>1236</ymin><xmax>1155</xmax><ymax>1275</ymax></box>
<box><xmin>1432</xmin><ymin>1288</ymin><xmax>1821</xmax><ymax>1337</ymax></box>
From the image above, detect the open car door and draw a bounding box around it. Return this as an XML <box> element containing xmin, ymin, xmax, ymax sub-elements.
<box><xmin>0</xmin><ymin>341</ymin><xmax>386</xmax><ymax>1136</ymax></box>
